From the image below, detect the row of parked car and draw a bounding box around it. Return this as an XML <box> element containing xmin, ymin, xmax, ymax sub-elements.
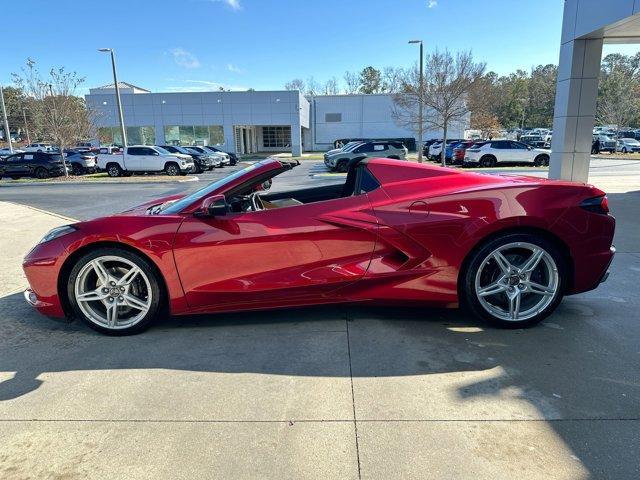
<box><xmin>0</xmin><ymin>143</ymin><xmax>238</xmax><ymax>180</ymax></box>
<box><xmin>423</xmin><ymin>139</ymin><xmax>551</xmax><ymax>167</ymax></box>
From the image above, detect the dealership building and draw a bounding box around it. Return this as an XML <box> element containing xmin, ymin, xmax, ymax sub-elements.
<box><xmin>85</xmin><ymin>83</ymin><xmax>466</xmax><ymax>155</ymax></box>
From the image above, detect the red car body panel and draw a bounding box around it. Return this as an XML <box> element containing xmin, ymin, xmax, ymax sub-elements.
<box><xmin>23</xmin><ymin>158</ymin><xmax>615</xmax><ymax>319</ymax></box>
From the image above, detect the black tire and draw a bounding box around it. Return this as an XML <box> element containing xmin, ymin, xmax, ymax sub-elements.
<box><xmin>194</xmin><ymin>163</ymin><xmax>203</xmax><ymax>174</ymax></box>
<box><xmin>622</xmin><ymin>147</ymin><xmax>627</xmax><ymax>154</ymax></box>
<box><xmin>106</xmin><ymin>163</ymin><xmax>122</xmax><ymax>177</ymax></box>
<box><xmin>67</xmin><ymin>247</ymin><xmax>163</xmax><ymax>336</ymax></box>
<box><xmin>164</xmin><ymin>163</ymin><xmax>180</xmax><ymax>176</ymax></box>
<box><xmin>479</xmin><ymin>155</ymin><xmax>496</xmax><ymax>168</ymax></box>
<box><xmin>72</xmin><ymin>163</ymin><xmax>85</xmax><ymax>175</ymax></box>
<box><xmin>461</xmin><ymin>233</ymin><xmax>566</xmax><ymax>329</ymax></box>
<box><xmin>336</xmin><ymin>160</ymin><xmax>349</xmax><ymax>173</ymax></box>
<box><xmin>34</xmin><ymin>167</ymin><xmax>49</xmax><ymax>179</ymax></box>
<box><xmin>534</xmin><ymin>155</ymin><xmax>549</xmax><ymax>167</ymax></box>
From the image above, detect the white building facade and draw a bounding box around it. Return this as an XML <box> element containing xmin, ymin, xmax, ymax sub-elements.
<box><xmin>86</xmin><ymin>84</ymin><xmax>468</xmax><ymax>154</ymax></box>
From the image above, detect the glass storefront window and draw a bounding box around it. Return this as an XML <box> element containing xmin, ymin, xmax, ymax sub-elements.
<box><xmin>163</xmin><ymin>125</ymin><xmax>225</xmax><ymax>146</ymax></box>
<box><xmin>97</xmin><ymin>126</ymin><xmax>155</xmax><ymax>145</ymax></box>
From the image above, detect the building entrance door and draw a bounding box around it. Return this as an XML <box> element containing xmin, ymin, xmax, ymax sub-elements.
<box><xmin>234</xmin><ymin>126</ymin><xmax>257</xmax><ymax>154</ymax></box>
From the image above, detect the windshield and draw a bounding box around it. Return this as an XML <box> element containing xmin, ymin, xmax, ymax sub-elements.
<box><xmin>185</xmin><ymin>147</ymin><xmax>202</xmax><ymax>155</ymax></box>
<box><xmin>161</xmin><ymin>162</ymin><xmax>262</xmax><ymax>214</ymax></box>
<box><xmin>155</xmin><ymin>146</ymin><xmax>171</xmax><ymax>155</ymax></box>
<box><xmin>171</xmin><ymin>146</ymin><xmax>190</xmax><ymax>154</ymax></box>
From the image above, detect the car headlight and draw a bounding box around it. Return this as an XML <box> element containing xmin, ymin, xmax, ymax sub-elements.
<box><xmin>39</xmin><ymin>225</ymin><xmax>77</xmax><ymax>244</ymax></box>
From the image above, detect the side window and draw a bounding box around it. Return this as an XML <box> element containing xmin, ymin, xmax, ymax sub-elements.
<box><xmin>355</xmin><ymin>143</ymin><xmax>373</xmax><ymax>153</ymax></box>
<box><xmin>490</xmin><ymin>141</ymin><xmax>505</xmax><ymax>149</ymax></box>
<box><xmin>128</xmin><ymin>147</ymin><xmax>143</xmax><ymax>155</ymax></box>
<box><xmin>372</xmin><ymin>144</ymin><xmax>387</xmax><ymax>151</ymax></box>
<box><xmin>356</xmin><ymin>167</ymin><xmax>380</xmax><ymax>194</ymax></box>
<box><xmin>23</xmin><ymin>154</ymin><xmax>34</xmax><ymax>161</ymax></box>
<box><xmin>510</xmin><ymin>141</ymin><xmax>527</xmax><ymax>149</ymax></box>
<box><xmin>143</xmin><ymin>148</ymin><xmax>158</xmax><ymax>155</ymax></box>
<box><xmin>8</xmin><ymin>154</ymin><xmax>23</xmax><ymax>162</ymax></box>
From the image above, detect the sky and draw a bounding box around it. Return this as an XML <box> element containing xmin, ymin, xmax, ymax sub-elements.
<box><xmin>2</xmin><ymin>0</ymin><xmax>639</xmax><ymax>95</ymax></box>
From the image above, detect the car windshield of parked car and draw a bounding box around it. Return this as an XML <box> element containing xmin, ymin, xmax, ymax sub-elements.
<box><xmin>154</xmin><ymin>146</ymin><xmax>171</xmax><ymax>155</ymax></box>
<box><xmin>170</xmin><ymin>146</ymin><xmax>190</xmax><ymax>154</ymax></box>
<box><xmin>185</xmin><ymin>147</ymin><xmax>202</xmax><ymax>155</ymax></box>
<box><xmin>160</xmin><ymin>162</ymin><xmax>263</xmax><ymax>214</ymax></box>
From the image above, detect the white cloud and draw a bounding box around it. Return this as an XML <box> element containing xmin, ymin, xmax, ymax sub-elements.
<box><xmin>170</xmin><ymin>48</ymin><xmax>201</xmax><ymax>69</ymax></box>
<box><xmin>227</xmin><ymin>63</ymin><xmax>245</xmax><ymax>74</ymax></box>
<box><xmin>209</xmin><ymin>0</ymin><xmax>241</xmax><ymax>10</ymax></box>
<box><xmin>428</xmin><ymin>0</ymin><xmax>437</xmax><ymax>7</ymax></box>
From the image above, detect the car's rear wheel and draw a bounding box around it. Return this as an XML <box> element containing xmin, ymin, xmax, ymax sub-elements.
<box><xmin>34</xmin><ymin>167</ymin><xmax>49</xmax><ymax>179</ymax></box>
<box><xmin>67</xmin><ymin>248</ymin><xmax>162</xmax><ymax>335</ymax></box>
<box><xmin>462</xmin><ymin>233</ymin><xmax>565</xmax><ymax>328</ymax></box>
<box><xmin>72</xmin><ymin>163</ymin><xmax>85</xmax><ymax>175</ymax></box>
<box><xmin>107</xmin><ymin>163</ymin><xmax>122</xmax><ymax>177</ymax></box>
<box><xmin>534</xmin><ymin>154</ymin><xmax>549</xmax><ymax>167</ymax></box>
<box><xmin>622</xmin><ymin>147</ymin><xmax>628</xmax><ymax>154</ymax></box>
<box><xmin>479</xmin><ymin>155</ymin><xmax>496</xmax><ymax>168</ymax></box>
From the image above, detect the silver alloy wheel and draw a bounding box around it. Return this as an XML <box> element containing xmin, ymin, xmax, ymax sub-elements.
<box><xmin>474</xmin><ymin>242</ymin><xmax>559</xmax><ymax>322</ymax></box>
<box><xmin>74</xmin><ymin>255</ymin><xmax>152</xmax><ymax>330</ymax></box>
<box><xmin>107</xmin><ymin>165</ymin><xmax>120</xmax><ymax>177</ymax></box>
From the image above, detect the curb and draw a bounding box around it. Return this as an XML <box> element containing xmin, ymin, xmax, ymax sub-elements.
<box><xmin>5</xmin><ymin>201</ymin><xmax>78</xmax><ymax>223</ymax></box>
<box><xmin>0</xmin><ymin>176</ymin><xmax>200</xmax><ymax>187</ymax></box>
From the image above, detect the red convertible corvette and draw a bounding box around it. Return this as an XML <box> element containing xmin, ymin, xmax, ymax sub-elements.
<box><xmin>23</xmin><ymin>157</ymin><xmax>615</xmax><ymax>335</ymax></box>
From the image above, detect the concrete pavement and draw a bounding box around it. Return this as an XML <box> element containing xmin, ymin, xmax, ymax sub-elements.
<box><xmin>0</xmin><ymin>165</ymin><xmax>639</xmax><ymax>479</ymax></box>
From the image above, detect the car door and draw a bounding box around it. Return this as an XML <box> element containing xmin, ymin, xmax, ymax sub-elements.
<box><xmin>172</xmin><ymin>188</ymin><xmax>378</xmax><ymax>309</ymax></box>
<box><xmin>509</xmin><ymin>141</ymin><xmax>532</xmax><ymax>162</ymax></box>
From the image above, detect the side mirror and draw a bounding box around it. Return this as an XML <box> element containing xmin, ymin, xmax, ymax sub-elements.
<box><xmin>197</xmin><ymin>194</ymin><xmax>228</xmax><ymax>217</ymax></box>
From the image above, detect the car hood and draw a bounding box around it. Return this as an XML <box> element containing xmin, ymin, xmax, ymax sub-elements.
<box><xmin>121</xmin><ymin>194</ymin><xmax>186</xmax><ymax>215</ymax></box>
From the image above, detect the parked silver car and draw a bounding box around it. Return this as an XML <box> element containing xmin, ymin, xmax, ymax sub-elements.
<box><xmin>324</xmin><ymin>141</ymin><xmax>407</xmax><ymax>172</ymax></box>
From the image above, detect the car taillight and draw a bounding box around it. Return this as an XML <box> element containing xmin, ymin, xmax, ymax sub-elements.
<box><xmin>580</xmin><ymin>195</ymin><xmax>609</xmax><ymax>214</ymax></box>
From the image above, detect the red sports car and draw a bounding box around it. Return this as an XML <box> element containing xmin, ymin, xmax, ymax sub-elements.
<box><xmin>23</xmin><ymin>158</ymin><xmax>615</xmax><ymax>335</ymax></box>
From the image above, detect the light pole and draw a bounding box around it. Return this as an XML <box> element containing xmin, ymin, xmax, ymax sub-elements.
<box><xmin>48</xmin><ymin>84</ymin><xmax>69</xmax><ymax>177</ymax></box>
<box><xmin>0</xmin><ymin>85</ymin><xmax>13</xmax><ymax>154</ymax></box>
<box><xmin>22</xmin><ymin>107</ymin><xmax>31</xmax><ymax>144</ymax></box>
<box><xmin>409</xmin><ymin>40</ymin><xmax>424</xmax><ymax>162</ymax></box>
<box><xmin>98</xmin><ymin>48</ymin><xmax>127</xmax><ymax>148</ymax></box>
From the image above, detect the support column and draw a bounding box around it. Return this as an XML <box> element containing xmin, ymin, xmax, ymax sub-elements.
<box><xmin>291</xmin><ymin>124</ymin><xmax>302</xmax><ymax>157</ymax></box>
<box><xmin>549</xmin><ymin>37</ymin><xmax>603</xmax><ymax>182</ymax></box>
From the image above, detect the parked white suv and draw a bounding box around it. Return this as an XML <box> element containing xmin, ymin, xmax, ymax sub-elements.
<box><xmin>23</xmin><ymin>143</ymin><xmax>55</xmax><ymax>153</ymax></box>
<box><xmin>97</xmin><ymin>145</ymin><xmax>194</xmax><ymax>177</ymax></box>
<box><xmin>464</xmin><ymin>140</ymin><xmax>550</xmax><ymax>167</ymax></box>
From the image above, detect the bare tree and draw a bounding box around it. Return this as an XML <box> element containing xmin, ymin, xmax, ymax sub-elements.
<box><xmin>323</xmin><ymin>77</ymin><xmax>340</xmax><ymax>95</ymax></box>
<box><xmin>284</xmin><ymin>78</ymin><xmax>306</xmax><ymax>94</ymax></box>
<box><xmin>597</xmin><ymin>69</ymin><xmax>640</xmax><ymax>139</ymax></box>
<box><xmin>305</xmin><ymin>77</ymin><xmax>320</xmax><ymax>96</ymax></box>
<box><xmin>393</xmin><ymin>50</ymin><xmax>485</xmax><ymax>166</ymax></box>
<box><xmin>13</xmin><ymin>58</ymin><xmax>94</xmax><ymax>176</ymax></box>
<box><xmin>343</xmin><ymin>71</ymin><xmax>360</xmax><ymax>94</ymax></box>
<box><xmin>381</xmin><ymin>66</ymin><xmax>406</xmax><ymax>93</ymax></box>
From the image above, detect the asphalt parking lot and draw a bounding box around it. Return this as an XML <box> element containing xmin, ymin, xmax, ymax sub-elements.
<box><xmin>0</xmin><ymin>158</ymin><xmax>639</xmax><ymax>479</ymax></box>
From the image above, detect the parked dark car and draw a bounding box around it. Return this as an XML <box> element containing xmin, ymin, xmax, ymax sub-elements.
<box><xmin>335</xmin><ymin>137</ymin><xmax>417</xmax><ymax>151</ymax></box>
<box><xmin>0</xmin><ymin>151</ymin><xmax>70</xmax><ymax>179</ymax></box>
<box><xmin>160</xmin><ymin>145</ymin><xmax>215</xmax><ymax>173</ymax></box>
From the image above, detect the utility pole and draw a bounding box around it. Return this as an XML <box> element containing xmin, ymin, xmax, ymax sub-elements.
<box><xmin>409</xmin><ymin>40</ymin><xmax>424</xmax><ymax>162</ymax></box>
<box><xmin>0</xmin><ymin>85</ymin><xmax>13</xmax><ymax>153</ymax></box>
<box><xmin>99</xmin><ymin>48</ymin><xmax>127</xmax><ymax>147</ymax></box>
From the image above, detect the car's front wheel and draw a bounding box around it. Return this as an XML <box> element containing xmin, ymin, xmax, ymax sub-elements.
<box><xmin>67</xmin><ymin>248</ymin><xmax>163</xmax><ymax>335</ymax></box>
<box><xmin>461</xmin><ymin>233</ymin><xmax>565</xmax><ymax>328</ymax></box>
<box><xmin>336</xmin><ymin>160</ymin><xmax>349</xmax><ymax>173</ymax></box>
